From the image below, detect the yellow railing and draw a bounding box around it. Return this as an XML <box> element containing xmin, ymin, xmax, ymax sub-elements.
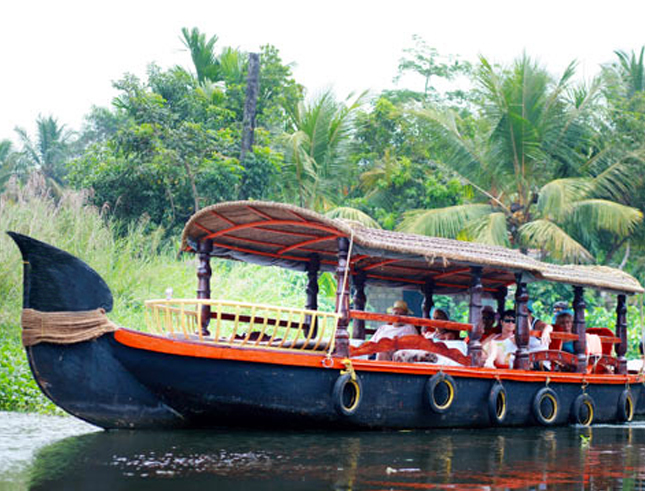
<box><xmin>144</xmin><ymin>299</ymin><xmax>340</xmax><ymax>353</ymax></box>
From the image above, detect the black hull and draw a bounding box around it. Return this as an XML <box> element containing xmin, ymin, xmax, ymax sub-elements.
<box><xmin>27</xmin><ymin>333</ymin><xmax>644</xmax><ymax>430</ymax></box>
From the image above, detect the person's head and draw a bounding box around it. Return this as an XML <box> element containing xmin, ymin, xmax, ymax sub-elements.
<box><xmin>390</xmin><ymin>300</ymin><xmax>411</xmax><ymax>325</ymax></box>
<box><xmin>553</xmin><ymin>301</ymin><xmax>568</xmax><ymax>314</ymax></box>
<box><xmin>482</xmin><ymin>306</ymin><xmax>496</xmax><ymax>328</ymax></box>
<box><xmin>555</xmin><ymin>310</ymin><xmax>574</xmax><ymax>332</ymax></box>
<box><xmin>434</xmin><ymin>328</ymin><xmax>459</xmax><ymax>341</ymax></box>
<box><xmin>500</xmin><ymin>309</ymin><xmax>516</xmax><ymax>335</ymax></box>
<box><xmin>432</xmin><ymin>308</ymin><xmax>449</xmax><ymax>321</ymax></box>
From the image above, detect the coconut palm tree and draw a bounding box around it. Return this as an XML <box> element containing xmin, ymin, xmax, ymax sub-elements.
<box><xmin>14</xmin><ymin>115</ymin><xmax>71</xmax><ymax>190</ymax></box>
<box><xmin>180</xmin><ymin>27</ymin><xmax>220</xmax><ymax>84</ymax></box>
<box><xmin>398</xmin><ymin>55</ymin><xmax>642</xmax><ymax>263</ymax></box>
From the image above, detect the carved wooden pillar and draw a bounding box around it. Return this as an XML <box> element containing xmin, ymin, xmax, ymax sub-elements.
<box><xmin>421</xmin><ymin>278</ymin><xmax>435</xmax><ymax>319</ymax></box>
<box><xmin>305</xmin><ymin>254</ymin><xmax>320</xmax><ymax>338</ymax></box>
<box><xmin>573</xmin><ymin>286</ymin><xmax>588</xmax><ymax>373</ymax></box>
<box><xmin>333</xmin><ymin>237</ymin><xmax>351</xmax><ymax>357</ymax></box>
<box><xmin>616</xmin><ymin>294</ymin><xmax>628</xmax><ymax>375</ymax></box>
<box><xmin>197</xmin><ymin>239</ymin><xmax>213</xmax><ymax>335</ymax></box>
<box><xmin>352</xmin><ymin>269</ymin><xmax>367</xmax><ymax>340</ymax></box>
<box><xmin>514</xmin><ymin>275</ymin><xmax>530</xmax><ymax>370</ymax></box>
<box><xmin>495</xmin><ymin>286</ymin><xmax>508</xmax><ymax>318</ymax></box>
<box><xmin>468</xmin><ymin>266</ymin><xmax>484</xmax><ymax>366</ymax></box>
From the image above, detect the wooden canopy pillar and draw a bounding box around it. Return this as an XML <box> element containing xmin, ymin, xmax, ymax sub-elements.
<box><xmin>514</xmin><ymin>274</ymin><xmax>530</xmax><ymax>370</ymax></box>
<box><xmin>421</xmin><ymin>278</ymin><xmax>435</xmax><ymax>319</ymax></box>
<box><xmin>495</xmin><ymin>286</ymin><xmax>508</xmax><ymax>318</ymax></box>
<box><xmin>616</xmin><ymin>294</ymin><xmax>628</xmax><ymax>375</ymax></box>
<box><xmin>573</xmin><ymin>286</ymin><xmax>588</xmax><ymax>373</ymax></box>
<box><xmin>305</xmin><ymin>254</ymin><xmax>320</xmax><ymax>338</ymax></box>
<box><xmin>197</xmin><ymin>239</ymin><xmax>213</xmax><ymax>335</ymax></box>
<box><xmin>333</xmin><ymin>237</ymin><xmax>351</xmax><ymax>357</ymax></box>
<box><xmin>468</xmin><ymin>266</ymin><xmax>484</xmax><ymax>366</ymax></box>
<box><xmin>352</xmin><ymin>269</ymin><xmax>367</xmax><ymax>340</ymax></box>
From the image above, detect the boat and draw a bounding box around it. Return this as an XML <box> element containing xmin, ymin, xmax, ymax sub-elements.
<box><xmin>8</xmin><ymin>200</ymin><xmax>645</xmax><ymax>429</ymax></box>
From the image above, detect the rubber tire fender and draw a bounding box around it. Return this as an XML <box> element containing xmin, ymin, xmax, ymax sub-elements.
<box><xmin>488</xmin><ymin>383</ymin><xmax>507</xmax><ymax>424</ymax></box>
<box><xmin>532</xmin><ymin>387</ymin><xmax>560</xmax><ymax>426</ymax></box>
<box><xmin>571</xmin><ymin>393</ymin><xmax>595</xmax><ymax>426</ymax></box>
<box><xmin>425</xmin><ymin>373</ymin><xmax>456</xmax><ymax>414</ymax></box>
<box><xmin>617</xmin><ymin>389</ymin><xmax>634</xmax><ymax>423</ymax></box>
<box><xmin>332</xmin><ymin>373</ymin><xmax>363</xmax><ymax>417</ymax></box>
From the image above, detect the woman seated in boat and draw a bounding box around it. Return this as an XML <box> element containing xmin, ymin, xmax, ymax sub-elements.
<box><xmin>371</xmin><ymin>300</ymin><xmax>418</xmax><ymax>361</ymax></box>
<box><xmin>480</xmin><ymin>306</ymin><xmax>500</xmax><ymax>342</ymax></box>
<box><xmin>483</xmin><ymin>310</ymin><xmax>547</xmax><ymax>368</ymax></box>
<box><xmin>422</xmin><ymin>308</ymin><xmax>459</xmax><ymax>340</ymax></box>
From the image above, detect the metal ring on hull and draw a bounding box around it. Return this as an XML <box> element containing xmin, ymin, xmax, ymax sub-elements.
<box><xmin>617</xmin><ymin>390</ymin><xmax>634</xmax><ymax>423</ymax></box>
<box><xmin>425</xmin><ymin>373</ymin><xmax>456</xmax><ymax>414</ymax></box>
<box><xmin>488</xmin><ymin>383</ymin><xmax>507</xmax><ymax>424</ymax></box>
<box><xmin>332</xmin><ymin>373</ymin><xmax>362</xmax><ymax>416</ymax></box>
<box><xmin>532</xmin><ymin>387</ymin><xmax>560</xmax><ymax>425</ymax></box>
<box><xmin>571</xmin><ymin>393</ymin><xmax>595</xmax><ymax>426</ymax></box>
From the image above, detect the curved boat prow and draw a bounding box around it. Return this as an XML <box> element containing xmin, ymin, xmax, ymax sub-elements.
<box><xmin>7</xmin><ymin>232</ymin><xmax>113</xmax><ymax>313</ymax></box>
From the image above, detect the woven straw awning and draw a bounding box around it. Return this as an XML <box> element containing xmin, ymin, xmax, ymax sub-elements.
<box><xmin>181</xmin><ymin>201</ymin><xmax>643</xmax><ymax>295</ymax></box>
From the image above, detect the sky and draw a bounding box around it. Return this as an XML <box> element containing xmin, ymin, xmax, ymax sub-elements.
<box><xmin>3</xmin><ymin>0</ymin><xmax>645</xmax><ymax>143</ymax></box>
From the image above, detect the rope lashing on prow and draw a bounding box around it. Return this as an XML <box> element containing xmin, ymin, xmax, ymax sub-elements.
<box><xmin>21</xmin><ymin>308</ymin><xmax>118</xmax><ymax>346</ymax></box>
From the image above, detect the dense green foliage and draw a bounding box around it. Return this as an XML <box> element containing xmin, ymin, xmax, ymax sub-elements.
<box><xmin>3</xmin><ymin>30</ymin><xmax>645</xmax><ymax>413</ymax></box>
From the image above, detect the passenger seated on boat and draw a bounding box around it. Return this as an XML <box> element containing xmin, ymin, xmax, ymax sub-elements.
<box><xmin>483</xmin><ymin>310</ymin><xmax>546</xmax><ymax>368</ymax></box>
<box><xmin>371</xmin><ymin>300</ymin><xmax>418</xmax><ymax>361</ymax></box>
<box><xmin>422</xmin><ymin>308</ymin><xmax>459</xmax><ymax>340</ymax></box>
<box><xmin>552</xmin><ymin>310</ymin><xmax>575</xmax><ymax>353</ymax></box>
<box><xmin>480</xmin><ymin>306</ymin><xmax>499</xmax><ymax>342</ymax></box>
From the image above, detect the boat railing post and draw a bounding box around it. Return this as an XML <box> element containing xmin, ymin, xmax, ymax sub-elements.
<box><xmin>197</xmin><ymin>238</ymin><xmax>213</xmax><ymax>336</ymax></box>
<box><xmin>495</xmin><ymin>286</ymin><xmax>508</xmax><ymax>320</ymax></box>
<box><xmin>616</xmin><ymin>293</ymin><xmax>628</xmax><ymax>375</ymax></box>
<box><xmin>333</xmin><ymin>237</ymin><xmax>351</xmax><ymax>357</ymax></box>
<box><xmin>305</xmin><ymin>254</ymin><xmax>320</xmax><ymax>339</ymax></box>
<box><xmin>573</xmin><ymin>286</ymin><xmax>588</xmax><ymax>373</ymax></box>
<box><xmin>514</xmin><ymin>275</ymin><xmax>530</xmax><ymax>370</ymax></box>
<box><xmin>468</xmin><ymin>266</ymin><xmax>484</xmax><ymax>366</ymax></box>
<box><xmin>352</xmin><ymin>269</ymin><xmax>367</xmax><ymax>340</ymax></box>
<box><xmin>421</xmin><ymin>278</ymin><xmax>435</xmax><ymax>319</ymax></box>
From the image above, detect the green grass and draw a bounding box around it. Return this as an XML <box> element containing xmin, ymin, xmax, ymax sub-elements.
<box><xmin>0</xmin><ymin>178</ymin><xmax>334</xmax><ymax>413</ymax></box>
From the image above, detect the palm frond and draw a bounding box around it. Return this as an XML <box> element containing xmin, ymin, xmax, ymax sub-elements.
<box><xmin>325</xmin><ymin>207</ymin><xmax>381</xmax><ymax>228</ymax></box>
<box><xmin>570</xmin><ymin>199</ymin><xmax>643</xmax><ymax>236</ymax></box>
<box><xmin>537</xmin><ymin>178</ymin><xmax>591</xmax><ymax>220</ymax></box>
<box><xmin>517</xmin><ymin>219</ymin><xmax>593</xmax><ymax>263</ymax></box>
<box><xmin>398</xmin><ymin>203</ymin><xmax>493</xmax><ymax>238</ymax></box>
<box><xmin>458</xmin><ymin>212</ymin><xmax>510</xmax><ymax>246</ymax></box>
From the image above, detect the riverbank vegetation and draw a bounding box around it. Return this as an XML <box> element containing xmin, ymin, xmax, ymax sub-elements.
<box><xmin>2</xmin><ymin>30</ymin><xmax>645</xmax><ymax>412</ymax></box>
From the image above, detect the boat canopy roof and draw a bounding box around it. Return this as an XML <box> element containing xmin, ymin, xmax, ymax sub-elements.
<box><xmin>181</xmin><ymin>201</ymin><xmax>644</xmax><ymax>296</ymax></box>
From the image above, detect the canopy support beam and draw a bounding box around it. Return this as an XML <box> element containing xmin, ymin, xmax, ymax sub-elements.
<box><xmin>197</xmin><ymin>239</ymin><xmax>213</xmax><ymax>335</ymax></box>
<box><xmin>352</xmin><ymin>269</ymin><xmax>367</xmax><ymax>340</ymax></box>
<box><xmin>616</xmin><ymin>293</ymin><xmax>628</xmax><ymax>375</ymax></box>
<box><xmin>573</xmin><ymin>286</ymin><xmax>588</xmax><ymax>373</ymax></box>
<box><xmin>422</xmin><ymin>278</ymin><xmax>435</xmax><ymax>319</ymax></box>
<box><xmin>514</xmin><ymin>274</ymin><xmax>530</xmax><ymax>370</ymax></box>
<box><xmin>305</xmin><ymin>254</ymin><xmax>320</xmax><ymax>338</ymax></box>
<box><xmin>333</xmin><ymin>237</ymin><xmax>351</xmax><ymax>357</ymax></box>
<box><xmin>468</xmin><ymin>266</ymin><xmax>484</xmax><ymax>366</ymax></box>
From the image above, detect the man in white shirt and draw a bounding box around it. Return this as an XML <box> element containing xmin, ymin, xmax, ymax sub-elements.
<box><xmin>371</xmin><ymin>300</ymin><xmax>418</xmax><ymax>360</ymax></box>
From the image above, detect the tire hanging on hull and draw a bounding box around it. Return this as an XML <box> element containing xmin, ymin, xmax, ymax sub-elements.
<box><xmin>571</xmin><ymin>393</ymin><xmax>595</xmax><ymax>426</ymax></box>
<box><xmin>617</xmin><ymin>389</ymin><xmax>634</xmax><ymax>423</ymax></box>
<box><xmin>532</xmin><ymin>387</ymin><xmax>559</xmax><ymax>426</ymax></box>
<box><xmin>488</xmin><ymin>383</ymin><xmax>507</xmax><ymax>424</ymax></box>
<box><xmin>425</xmin><ymin>373</ymin><xmax>456</xmax><ymax>414</ymax></box>
<box><xmin>332</xmin><ymin>373</ymin><xmax>363</xmax><ymax>416</ymax></box>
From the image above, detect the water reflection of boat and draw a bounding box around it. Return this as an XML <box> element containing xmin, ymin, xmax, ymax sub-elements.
<box><xmin>28</xmin><ymin>425</ymin><xmax>645</xmax><ymax>490</ymax></box>
<box><xmin>9</xmin><ymin>201</ymin><xmax>645</xmax><ymax>430</ymax></box>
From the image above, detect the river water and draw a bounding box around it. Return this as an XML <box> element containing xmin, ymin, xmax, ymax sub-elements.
<box><xmin>1</xmin><ymin>412</ymin><xmax>645</xmax><ymax>490</ymax></box>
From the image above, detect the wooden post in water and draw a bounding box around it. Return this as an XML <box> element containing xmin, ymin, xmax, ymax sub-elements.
<box><xmin>573</xmin><ymin>286</ymin><xmax>588</xmax><ymax>373</ymax></box>
<box><xmin>352</xmin><ymin>269</ymin><xmax>367</xmax><ymax>340</ymax></box>
<box><xmin>421</xmin><ymin>278</ymin><xmax>435</xmax><ymax>319</ymax></box>
<box><xmin>514</xmin><ymin>275</ymin><xmax>530</xmax><ymax>370</ymax></box>
<box><xmin>495</xmin><ymin>286</ymin><xmax>508</xmax><ymax>319</ymax></box>
<box><xmin>305</xmin><ymin>254</ymin><xmax>320</xmax><ymax>338</ymax></box>
<box><xmin>468</xmin><ymin>266</ymin><xmax>483</xmax><ymax>366</ymax></box>
<box><xmin>197</xmin><ymin>239</ymin><xmax>213</xmax><ymax>336</ymax></box>
<box><xmin>334</xmin><ymin>237</ymin><xmax>351</xmax><ymax>357</ymax></box>
<box><xmin>616</xmin><ymin>294</ymin><xmax>628</xmax><ymax>375</ymax></box>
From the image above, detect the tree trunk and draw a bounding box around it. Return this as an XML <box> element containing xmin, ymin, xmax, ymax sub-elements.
<box><xmin>240</xmin><ymin>53</ymin><xmax>260</xmax><ymax>163</ymax></box>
